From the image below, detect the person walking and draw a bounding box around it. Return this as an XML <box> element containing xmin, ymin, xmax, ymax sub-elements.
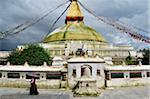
<box><xmin>29</xmin><ymin>73</ymin><xmax>39</xmax><ymax>95</ymax></box>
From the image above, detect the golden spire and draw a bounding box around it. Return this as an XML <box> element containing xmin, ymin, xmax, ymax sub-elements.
<box><xmin>66</xmin><ymin>0</ymin><xmax>84</xmax><ymax>23</ymax></box>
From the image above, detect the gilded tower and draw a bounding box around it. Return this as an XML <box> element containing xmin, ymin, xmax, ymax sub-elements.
<box><xmin>43</xmin><ymin>0</ymin><xmax>106</xmax><ymax>43</ymax></box>
<box><xmin>41</xmin><ymin>0</ymin><xmax>136</xmax><ymax>62</ymax></box>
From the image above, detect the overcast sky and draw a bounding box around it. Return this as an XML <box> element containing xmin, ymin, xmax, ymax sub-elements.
<box><xmin>0</xmin><ymin>0</ymin><xmax>149</xmax><ymax>50</ymax></box>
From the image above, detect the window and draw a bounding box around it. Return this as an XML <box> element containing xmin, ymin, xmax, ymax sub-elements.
<box><xmin>46</xmin><ymin>72</ymin><xmax>61</xmax><ymax>79</ymax></box>
<box><xmin>81</xmin><ymin>66</ymin><xmax>92</xmax><ymax>76</ymax></box>
<box><xmin>72</xmin><ymin>69</ymin><xmax>76</xmax><ymax>77</ymax></box>
<box><xmin>97</xmin><ymin>70</ymin><xmax>101</xmax><ymax>76</ymax></box>
<box><xmin>62</xmin><ymin>74</ymin><xmax>66</xmax><ymax>81</ymax></box>
<box><xmin>81</xmin><ymin>68</ymin><xmax>84</xmax><ymax>76</ymax></box>
<box><xmin>111</xmin><ymin>73</ymin><xmax>124</xmax><ymax>79</ymax></box>
<box><xmin>0</xmin><ymin>72</ymin><xmax>2</xmax><ymax>78</ymax></box>
<box><xmin>105</xmin><ymin>72</ymin><xmax>110</xmax><ymax>80</ymax></box>
<box><xmin>147</xmin><ymin>72</ymin><xmax>150</xmax><ymax>77</ymax></box>
<box><xmin>7</xmin><ymin>73</ymin><xmax>20</xmax><ymax>78</ymax></box>
<box><xmin>130</xmin><ymin>72</ymin><xmax>142</xmax><ymax>78</ymax></box>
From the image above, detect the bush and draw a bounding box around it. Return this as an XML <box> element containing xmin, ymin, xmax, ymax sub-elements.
<box><xmin>8</xmin><ymin>44</ymin><xmax>52</xmax><ymax>66</ymax></box>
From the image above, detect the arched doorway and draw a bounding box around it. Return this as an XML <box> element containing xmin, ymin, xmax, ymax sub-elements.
<box><xmin>81</xmin><ymin>65</ymin><xmax>92</xmax><ymax>78</ymax></box>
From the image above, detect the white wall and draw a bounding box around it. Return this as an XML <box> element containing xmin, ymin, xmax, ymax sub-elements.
<box><xmin>68</xmin><ymin>62</ymin><xmax>106</xmax><ymax>88</ymax></box>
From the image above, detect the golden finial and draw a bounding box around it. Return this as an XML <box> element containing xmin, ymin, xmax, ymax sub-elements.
<box><xmin>66</xmin><ymin>0</ymin><xmax>83</xmax><ymax>23</ymax></box>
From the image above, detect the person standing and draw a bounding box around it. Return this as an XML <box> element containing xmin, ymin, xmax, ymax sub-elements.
<box><xmin>30</xmin><ymin>77</ymin><xmax>39</xmax><ymax>95</ymax></box>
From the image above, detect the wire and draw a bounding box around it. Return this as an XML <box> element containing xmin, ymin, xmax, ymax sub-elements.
<box><xmin>0</xmin><ymin>1</ymin><xmax>69</xmax><ymax>39</ymax></box>
<box><xmin>118</xmin><ymin>21</ymin><xmax>150</xmax><ymax>34</ymax></box>
<box><xmin>14</xmin><ymin>1</ymin><xmax>69</xmax><ymax>34</ymax></box>
<box><xmin>78</xmin><ymin>1</ymin><xmax>150</xmax><ymax>44</ymax></box>
<box><xmin>78</xmin><ymin>1</ymin><xmax>149</xmax><ymax>34</ymax></box>
<box><xmin>3</xmin><ymin>24</ymin><xmax>24</xmax><ymax>34</ymax></box>
<box><xmin>47</xmin><ymin>2</ymin><xmax>71</xmax><ymax>34</ymax></box>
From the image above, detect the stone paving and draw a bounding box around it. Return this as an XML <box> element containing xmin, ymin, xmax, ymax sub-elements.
<box><xmin>0</xmin><ymin>88</ymin><xmax>73</xmax><ymax>99</ymax></box>
<box><xmin>75</xmin><ymin>86</ymin><xmax>150</xmax><ymax>99</ymax></box>
<box><xmin>0</xmin><ymin>86</ymin><xmax>149</xmax><ymax>99</ymax></box>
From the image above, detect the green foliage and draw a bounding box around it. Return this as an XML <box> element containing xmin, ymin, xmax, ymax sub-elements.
<box><xmin>8</xmin><ymin>44</ymin><xmax>51</xmax><ymax>66</ymax></box>
<box><xmin>141</xmin><ymin>49</ymin><xmax>150</xmax><ymax>65</ymax></box>
<box><xmin>125</xmin><ymin>55</ymin><xmax>133</xmax><ymax>65</ymax></box>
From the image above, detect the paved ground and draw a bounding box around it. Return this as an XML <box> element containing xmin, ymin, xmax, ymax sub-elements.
<box><xmin>75</xmin><ymin>86</ymin><xmax>150</xmax><ymax>99</ymax></box>
<box><xmin>0</xmin><ymin>86</ymin><xmax>149</xmax><ymax>99</ymax></box>
<box><xmin>0</xmin><ymin>88</ymin><xmax>73</xmax><ymax>99</ymax></box>
<box><xmin>99</xmin><ymin>86</ymin><xmax>150</xmax><ymax>99</ymax></box>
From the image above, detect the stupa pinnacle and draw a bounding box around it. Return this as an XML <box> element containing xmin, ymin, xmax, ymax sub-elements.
<box><xmin>43</xmin><ymin>0</ymin><xmax>106</xmax><ymax>43</ymax></box>
<box><xmin>66</xmin><ymin>0</ymin><xmax>84</xmax><ymax>23</ymax></box>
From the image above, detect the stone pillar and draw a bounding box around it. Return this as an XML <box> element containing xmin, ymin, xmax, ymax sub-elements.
<box><xmin>142</xmin><ymin>71</ymin><xmax>147</xmax><ymax>78</ymax></box>
<box><xmin>2</xmin><ymin>72</ymin><xmax>7</xmax><ymax>79</ymax></box>
<box><xmin>87</xmin><ymin>50</ymin><xmax>92</xmax><ymax>56</ymax></box>
<box><xmin>40</xmin><ymin>73</ymin><xmax>46</xmax><ymax>80</ymax></box>
<box><xmin>20</xmin><ymin>72</ymin><xmax>26</xmax><ymax>79</ymax></box>
<box><xmin>76</xmin><ymin>66</ymin><xmax>81</xmax><ymax>79</ymax></box>
<box><xmin>65</xmin><ymin>50</ymin><xmax>70</xmax><ymax>56</ymax></box>
<box><xmin>53</xmin><ymin>50</ymin><xmax>55</xmax><ymax>56</ymax></box>
<box><xmin>100</xmin><ymin>68</ymin><xmax>105</xmax><ymax>78</ymax></box>
<box><xmin>68</xmin><ymin>66</ymin><xmax>72</xmax><ymax>79</ymax></box>
<box><xmin>108</xmin><ymin>72</ymin><xmax>111</xmax><ymax>80</ymax></box>
<box><xmin>92</xmin><ymin>67</ymin><xmax>96</xmax><ymax>79</ymax></box>
<box><xmin>124</xmin><ymin>72</ymin><xmax>130</xmax><ymax>79</ymax></box>
<box><xmin>60</xmin><ymin>50</ymin><xmax>62</xmax><ymax>55</ymax></box>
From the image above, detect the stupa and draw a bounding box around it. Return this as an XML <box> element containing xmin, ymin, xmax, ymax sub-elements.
<box><xmin>43</xmin><ymin>0</ymin><xmax>106</xmax><ymax>43</ymax></box>
<box><xmin>73</xmin><ymin>66</ymin><xmax>99</xmax><ymax>96</ymax></box>
<box><xmin>18</xmin><ymin>0</ymin><xmax>138</xmax><ymax>64</ymax></box>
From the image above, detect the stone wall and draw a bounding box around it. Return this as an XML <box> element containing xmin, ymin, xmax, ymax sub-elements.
<box><xmin>107</xmin><ymin>78</ymin><xmax>150</xmax><ymax>87</ymax></box>
<box><xmin>105</xmin><ymin>67</ymin><xmax>150</xmax><ymax>87</ymax></box>
<box><xmin>68</xmin><ymin>62</ymin><xmax>106</xmax><ymax>88</ymax></box>
<box><xmin>0</xmin><ymin>79</ymin><xmax>61</xmax><ymax>89</ymax></box>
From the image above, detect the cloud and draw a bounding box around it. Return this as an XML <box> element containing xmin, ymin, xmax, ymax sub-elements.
<box><xmin>0</xmin><ymin>0</ymin><xmax>149</xmax><ymax>50</ymax></box>
<box><xmin>119</xmin><ymin>10</ymin><xmax>149</xmax><ymax>32</ymax></box>
<box><xmin>81</xmin><ymin>0</ymin><xmax>148</xmax><ymax>19</ymax></box>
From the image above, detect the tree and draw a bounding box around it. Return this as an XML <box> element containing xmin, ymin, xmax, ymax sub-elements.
<box><xmin>141</xmin><ymin>49</ymin><xmax>150</xmax><ymax>65</ymax></box>
<box><xmin>8</xmin><ymin>44</ymin><xmax>51</xmax><ymax>66</ymax></box>
<box><xmin>125</xmin><ymin>55</ymin><xmax>133</xmax><ymax>65</ymax></box>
